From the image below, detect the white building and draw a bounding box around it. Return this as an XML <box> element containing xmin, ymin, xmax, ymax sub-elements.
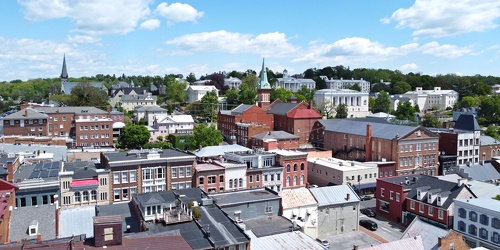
<box><xmin>307</xmin><ymin>157</ymin><xmax>378</xmax><ymax>195</ymax></box>
<box><xmin>120</xmin><ymin>92</ymin><xmax>157</xmax><ymax>112</ymax></box>
<box><xmin>134</xmin><ymin>105</ymin><xmax>168</xmax><ymax>126</ymax></box>
<box><xmin>150</xmin><ymin>113</ymin><xmax>195</xmax><ymax>141</ymax></box>
<box><xmin>274</xmin><ymin>69</ymin><xmax>316</xmax><ymax>92</ymax></box>
<box><xmin>214</xmin><ymin>160</ymin><xmax>247</xmax><ymax>192</ymax></box>
<box><xmin>390</xmin><ymin>95</ymin><xmax>415</xmax><ymax>111</ymax></box>
<box><xmin>401</xmin><ymin>87</ymin><xmax>459</xmax><ymax>111</ymax></box>
<box><xmin>279</xmin><ymin>188</ymin><xmax>318</xmax><ymax>238</ymax></box>
<box><xmin>309</xmin><ymin>185</ymin><xmax>360</xmax><ymax>238</ymax></box>
<box><xmin>224</xmin><ymin>77</ymin><xmax>242</xmax><ymax>90</ymax></box>
<box><xmin>320</xmin><ymin>76</ymin><xmax>371</xmax><ymax>93</ymax></box>
<box><xmin>314</xmin><ymin>89</ymin><xmax>370</xmax><ymax>118</ymax></box>
<box><xmin>454</xmin><ymin>198</ymin><xmax>500</xmax><ymax>249</ymax></box>
<box><xmin>187</xmin><ymin>85</ymin><xmax>219</xmax><ymax>103</ymax></box>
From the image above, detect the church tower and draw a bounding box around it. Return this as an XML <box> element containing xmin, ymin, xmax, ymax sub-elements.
<box><xmin>257</xmin><ymin>59</ymin><xmax>271</xmax><ymax>111</ymax></box>
<box><xmin>60</xmin><ymin>54</ymin><xmax>69</xmax><ymax>93</ymax></box>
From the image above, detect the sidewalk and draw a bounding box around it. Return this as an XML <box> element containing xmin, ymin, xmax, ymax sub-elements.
<box><xmin>359</xmin><ymin>227</ymin><xmax>389</xmax><ymax>243</ymax></box>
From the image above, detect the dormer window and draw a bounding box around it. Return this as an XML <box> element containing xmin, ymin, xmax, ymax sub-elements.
<box><xmin>417</xmin><ymin>190</ymin><xmax>421</xmax><ymax>199</ymax></box>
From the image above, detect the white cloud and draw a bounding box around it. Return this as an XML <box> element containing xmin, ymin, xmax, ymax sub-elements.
<box><xmin>155</xmin><ymin>2</ymin><xmax>203</xmax><ymax>25</ymax></box>
<box><xmin>382</xmin><ymin>0</ymin><xmax>500</xmax><ymax>37</ymax></box>
<box><xmin>420</xmin><ymin>42</ymin><xmax>473</xmax><ymax>58</ymax></box>
<box><xmin>292</xmin><ymin>37</ymin><xmax>418</xmax><ymax>66</ymax></box>
<box><xmin>66</xmin><ymin>35</ymin><xmax>101</xmax><ymax>44</ymax></box>
<box><xmin>165</xmin><ymin>30</ymin><xmax>299</xmax><ymax>57</ymax></box>
<box><xmin>18</xmin><ymin>0</ymin><xmax>152</xmax><ymax>36</ymax></box>
<box><xmin>140</xmin><ymin>19</ymin><xmax>161</xmax><ymax>30</ymax></box>
<box><xmin>398</xmin><ymin>63</ymin><xmax>419</xmax><ymax>72</ymax></box>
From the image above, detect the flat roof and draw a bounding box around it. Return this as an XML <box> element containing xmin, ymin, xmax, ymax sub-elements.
<box><xmin>210</xmin><ymin>188</ymin><xmax>280</xmax><ymax>206</ymax></box>
<box><xmin>308</xmin><ymin>157</ymin><xmax>378</xmax><ymax>171</ymax></box>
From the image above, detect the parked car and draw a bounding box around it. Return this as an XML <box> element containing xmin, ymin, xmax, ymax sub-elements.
<box><xmin>360</xmin><ymin>208</ymin><xmax>376</xmax><ymax>217</ymax></box>
<box><xmin>359</xmin><ymin>195</ymin><xmax>373</xmax><ymax>201</ymax></box>
<box><xmin>359</xmin><ymin>219</ymin><xmax>378</xmax><ymax>231</ymax></box>
<box><xmin>316</xmin><ymin>238</ymin><xmax>330</xmax><ymax>248</ymax></box>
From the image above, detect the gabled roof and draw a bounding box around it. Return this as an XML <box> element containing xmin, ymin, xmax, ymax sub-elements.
<box><xmin>9</xmin><ymin>204</ymin><xmax>57</xmax><ymax>242</ymax></box>
<box><xmin>59</xmin><ymin>206</ymin><xmax>96</xmax><ymax>238</ymax></box>
<box><xmin>134</xmin><ymin>105</ymin><xmax>166</xmax><ymax>112</ymax></box>
<box><xmin>231</xmin><ymin>104</ymin><xmax>253</xmax><ymax>115</ymax></box>
<box><xmin>319</xmin><ymin>119</ymin><xmax>430</xmax><ymax>140</ymax></box>
<box><xmin>400</xmin><ymin>217</ymin><xmax>448</xmax><ymax>250</ymax></box>
<box><xmin>453</xmin><ymin>113</ymin><xmax>480</xmax><ymax>131</ymax></box>
<box><xmin>287</xmin><ymin>108</ymin><xmax>321</xmax><ymax>119</ymax></box>
<box><xmin>3</xmin><ymin>108</ymin><xmax>49</xmax><ymax>119</ymax></box>
<box><xmin>450</xmin><ymin>163</ymin><xmax>500</xmax><ymax>181</ymax></box>
<box><xmin>278</xmin><ymin>188</ymin><xmax>317</xmax><ymax>209</ymax></box>
<box><xmin>405</xmin><ymin>175</ymin><xmax>473</xmax><ymax>209</ymax></box>
<box><xmin>361</xmin><ymin>235</ymin><xmax>424</xmax><ymax>250</ymax></box>
<box><xmin>266</xmin><ymin>102</ymin><xmax>300</xmax><ymax>115</ymax></box>
<box><xmin>480</xmin><ymin>135</ymin><xmax>500</xmax><ymax>146</ymax></box>
<box><xmin>37</xmin><ymin>106</ymin><xmax>108</xmax><ymax>115</ymax></box>
<box><xmin>309</xmin><ymin>185</ymin><xmax>359</xmax><ymax>206</ymax></box>
<box><xmin>252</xmin><ymin>130</ymin><xmax>299</xmax><ymax>141</ymax></box>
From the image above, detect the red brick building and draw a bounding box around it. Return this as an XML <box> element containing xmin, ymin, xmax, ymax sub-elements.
<box><xmin>316</xmin><ymin>119</ymin><xmax>440</xmax><ymax>176</ymax></box>
<box><xmin>274</xmin><ymin>149</ymin><xmax>308</xmax><ymax>189</ymax></box>
<box><xmin>218</xmin><ymin>104</ymin><xmax>274</xmax><ymax>145</ymax></box>
<box><xmin>252</xmin><ymin>130</ymin><xmax>300</xmax><ymax>150</ymax></box>
<box><xmin>194</xmin><ymin>163</ymin><xmax>225</xmax><ymax>193</ymax></box>
<box><xmin>0</xmin><ymin>179</ymin><xmax>18</xmax><ymax>243</ymax></box>
<box><xmin>2</xmin><ymin>109</ymin><xmax>49</xmax><ymax>137</ymax></box>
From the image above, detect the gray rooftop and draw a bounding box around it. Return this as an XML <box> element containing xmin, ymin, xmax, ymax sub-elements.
<box><xmin>406</xmin><ymin>175</ymin><xmax>469</xmax><ymax>209</ymax></box>
<box><xmin>400</xmin><ymin>217</ymin><xmax>448</xmax><ymax>250</ymax></box>
<box><xmin>243</xmin><ymin>216</ymin><xmax>293</xmax><ymax>237</ymax></box>
<box><xmin>102</xmin><ymin>149</ymin><xmax>194</xmax><ymax>165</ymax></box>
<box><xmin>36</xmin><ymin>106</ymin><xmax>108</xmax><ymax>115</ymax></box>
<box><xmin>266</xmin><ymin>102</ymin><xmax>299</xmax><ymax>115</ymax></box>
<box><xmin>248</xmin><ymin>231</ymin><xmax>325</xmax><ymax>250</ymax></box>
<box><xmin>14</xmin><ymin>161</ymin><xmax>62</xmax><ymax>182</ymax></box>
<box><xmin>197</xmin><ymin>204</ymin><xmax>249</xmax><ymax>247</ymax></box>
<box><xmin>309</xmin><ymin>185</ymin><xmax>360</xmax><ymax>206</ymax></box>
<box><xmin>210</xmin><ymin>188</ymin><xmax>280</xmax><ymax>206</ymax></box>
<box><xmin>0</xmin><ymin>143</ymin><xmax>67</xmax><ymax>162</ymax></box>
<box><xmin>230</xmin><ymin>104</ymin><xmax>253</xmax><ymax>115</ymax></box>
<box><xmin>59</xmin><ymin>206</ymin><xmax>96</xmax><ymax>238</ymax></box>
<box><xmin>9</xmin><ymin>204</ymin><xmax>57</xmax><ymax>242</ymax></box>
<box><xmin>96</xmin><ymin>202</ymin><xmax>141</xmax><ymax>234</ymax></box>
<box><xmin>449</xmin><ymin>163</ymin><xmax>500</xmax><ymax>182</ymax></box>
<box><xmin>2</xmin><ymin>108</ymin><xmax>48</xmax><ymax>120</ymax></box>
<box><xmin>252</xmin><ymin>130</ymin><xmax>299</xmax><ymax>141</ymax></box>
<box><xmin>480</xmin><ymin>135</ymin><xmax>500</xmax><ymax>146</ymax></box>
<box><xmin>194</xmin><ymin>145</ymin><xmax>251</xmax><ymax>158</ymax></box>
<box><xmin>453</xmin><ymin>113</ymin><xmax>480</xmax><ymax>131</ymax></box>
<box><xmin>319</xmin><ymin>119</ymin><xmax>429</xmax><ymax>140</ymax></box>
<box><xmin>134</xmin><ymin>105</ymin><xmax>167</xmax><ymax>112</ymax></box>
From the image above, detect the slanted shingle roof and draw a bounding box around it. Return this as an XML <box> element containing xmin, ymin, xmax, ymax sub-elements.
<box><xmin>287</xmin><ymin>108</ymin><xmax>321</xmax><ymax>119</ymax></box>
<box><xmin>9</xmin><ymin>204</ymin><xmax>57</xmax><ymax>242</ymax></box>
<box><xmin>319</xmin><ymin>119</ymin><xmax>424</xmax><ymax>140</ymax></box>
<box><xmin>400</xmin><ymin>217</ymin><xmax>448</xmax><ymax>250</ymax></box>
<box><xmin>231</xmin><ymin>104</ymin><xmax>253</xmax><ymax>115</ymax></box>
<box><xmin>3</xmin><ymin>108</ymin><xmax>48</xmax><ymax>119</ymax></box>
<box><xmin>405</xmin><ymin>175</ymin><xmax>472</xmax><ymax>209</ymax></box>
<box><xmin>450</xmin><ymin>163</ymin><xmax>500</xmax><ymax>182</ymax></box>
<box><xmin>252</xmin><ymin>131</ymin><xmax>299</xmax><ymax>141</ymax></box>
<box><xmin>453</xmin><ymin>113</ymin><xmax>480</xmax><ymax>131</ymax></box>
<box><xmin>266</xmin><ymin>102</ymin><xmax>299</xmax><ymax>115</ymax></box>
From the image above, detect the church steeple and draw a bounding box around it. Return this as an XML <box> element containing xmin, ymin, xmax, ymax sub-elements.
<box><xmin>257</xmin><ymin>58</ymin><xmax>271</xmax><ymax>111</ymax></box>
<box><xmin>258</xmin><ymin>58</ymin><xmax>271</xmax><ymax>90</ymax></box>
<box><xmin>60</xmin><ymin>54</ymin><xmax>68</xmax><ymax>79</ymax></box>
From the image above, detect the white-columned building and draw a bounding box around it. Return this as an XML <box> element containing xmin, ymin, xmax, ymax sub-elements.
<box><xmin>187</xmin><ymin>85</ymin><xmax>219</xmax><ymax>103</ymax></box>
<box><xmin>320</xmin><ymin>76</ymin><xmax>371</xmax><ymax>93</ymax></box>
<box><xmin>274</xmin><ymin>69</ymin><xmax>316</xmax><ymax>91</ymax></box>
<box><xmin>314</xmin><ymin>89</ymin><xmax>370</xmax><ymax>118</ymax></box>
<box><xmin>224</xmin><ymin>77</ymin><xmax>242</xmax><ymax>90</ymax></box>
<box><xmin>454</xmin><ymin>198</ymin><xmax>500</xmax><ymax>249</ymax></box>
<box><xmin>401</xmin><ymin>87</ymin><xmax>459</xmax><ymax>111</ymax></box>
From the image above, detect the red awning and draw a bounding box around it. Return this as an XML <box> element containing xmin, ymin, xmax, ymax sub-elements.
<box><xmin>71</xmin><ymin>179</ymin><xmax>99</xmax><ymax>187</ymax></box>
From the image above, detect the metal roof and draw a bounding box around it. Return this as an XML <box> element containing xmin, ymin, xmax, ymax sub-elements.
<box><xmin>453</xmin><ymin>113</ymin><xmax>480</xmax><ymax>131</ymax></box>
<box><xmin>252</xmin><ymin>130</ymin><xmax>299</xmax><ymax>141</ymax></box>
<box><xmin>319</xmin><ymin>119</ymin><xmax>424</xmax><ymax>140</ymax></box>
<box><xmin>361</xmin><ymin>235</ymin><xmax>424</xmax><ymax>250</ymax></box>
<box><xmin>247</xmin><ymin>230</ymin><xmax>325</xmax><ymax>250</ymax></box>
<box><xmin>59</xmin><ymin>206</ymin><xmax>96</xmax><ymax>238</ymax></box>
<box><xmin>308</xmin><ymin>185</ymin><xmax>359</xmax><ymax>206</ymax></box>
<box><xmin>450</xmin><ymin>163</ymin><xmax>500</xmax><ymax>182</ymax></box>
<box><xmin>400</xmin><ymin>217</ymin><xmax>448</xmax><ymax>250</ymax></box>
<box><xmin>231</xmin><ymin>104</ymin><xmax>253</xmax><ymax>115</ymax></box>
<box><xmin>266</xmin><ymin>102</ymin><xmax>299</xmax><ymax>115</ymax></box>
<box><xmin>194</xmin><ymin>145</ymin><xmax>251</xmax><ymax>158</ymax></box>
<box><xmin>210</xmin><ymin>188</ymin><xmax>280</xmax><ymax>206</ymax></box>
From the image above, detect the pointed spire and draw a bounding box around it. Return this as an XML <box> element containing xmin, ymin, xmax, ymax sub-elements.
<box><xmin>258</xmin><ymin>58</ymin><xmax>271</xmax><ymax>90</ymax></box>
<box><xmin>60</xmin><ymin>54</ymin><xmax>68</xmax><ymax>79</ymax></box>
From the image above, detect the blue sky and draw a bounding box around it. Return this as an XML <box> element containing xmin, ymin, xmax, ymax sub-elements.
<box><xmin>1</xmin><ymin>0</ymin><xmax>499</xmax><ymax>82</ymax></box>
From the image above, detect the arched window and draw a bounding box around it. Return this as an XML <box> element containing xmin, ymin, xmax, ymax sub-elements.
<box><xmin>469</xmin><ymin>211</ymin><xmax>478</xmax><ymax>222</ymax></box>
<box><xmin>239</xmin><ymin>178</ymin><xmax>243</xmax><ymax>187</ymax></box>
<box><xmin>74</xmin><ymin>192</ymin><xmax>81</xmax><ymax>203</ymax></box>
<box><xmin>458</xmin><ymin>208</ymin><xmax>466</xmax><ymax>218</ymax></box>
<box><xmin>91</xmin><ymin>190</ymin><xmax>97</xmax><ymax>201</ymax></box>
<box><xmin>293</xmin><ymin>176</ymin><xmax>297</xmax><ymax>186</ymax></box>
<box><xmin>229</xmin><ymin>179</ymin><xmax>233</xmax><ymax>188</ymax></box>
<box><xmin>479</xmin><ymin>228</ymin><xmax>488</xmax><ymax>240</ymax></box>
<box><xmin>493</xmin><ymin>232</ymin><xmax>500</xmax><ymax>244</ymax></box>
<box><xmin>458</xmin><ymin>221</ymin><xmax>466</xmax><ymax>232</ymax></box>
<box><xmin>286</xmin><ymin>165</ymin><xmax>291</xmax><ymax>172</ymax></box>
<box><xmin>468</xmin><ymin>224</ymin><xmax>477</xmax><ymax>236</ymax></box>
<box><xmin>286</xmin><ymin>177</ymin><xmax>290</xmax><ymax>187</ymax></box>
<box><xmin>480</xmin><ymin>214</ymin><xmax>489</xmax><ymax>225</ymax></box>
<box><xmin>492</xmin><ymin>150</ymin><xmax>495</xmax><ymax>157</ymax></box>
<box><xmin>293</xmin><ymin>164</ymin><xmax>298</xmax><ymax>172</ymax></box>
<box><xmin>300</xmin><ymin>163</ymin><xmax>305</xmax><ymax>171</ymax></box>
<box><xmin>493</xmin><ymin>218</ymin><xmax>500</xmax><ymax>229</ymax></box>
<box><xmin>300</xmin><ymin>175</ymin><xmax>304</xmax><ymax>185</ymax></box>
<box><xmin>82</xmin><ymin>191</ymin><xmax>89</xmax><ymax>202</ymax></box>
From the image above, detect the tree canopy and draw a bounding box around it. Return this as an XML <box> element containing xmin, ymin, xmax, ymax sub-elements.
<box><xmin>371</xmin><ymin>91</ymin><xmax>391</xmax><ymax>113</ymax></box>
<box><xmin>335</xmin><ymin>103</ymin><xmax>348</xmax><ymax>118</ymax></box>
<box><xmin>164</xmin><ymin>75</ymin><xmax>187</xmax><ymax>104</ymax></box>
<box><xmin>394</xmin><ymin>101</ymin><xmax>416</xmax><ymax>121</ymax></box>
<box><xmin>192</xmin><ymin>124</ymin><xmax>223</xmax><ymax>148</ymax></box>
<box><xmin>200</xmin><ymin>91</ymin><xmax>219</xmax><ymax>122</ymax></box>
<box><xmin>421</xmin><ymin>113</ymin><xmax>441</xmax><ymax>128</ymax></box>
<box><xmin>118</xmin><ymin>124</ymin><xmax>151</xmax><ymax>149</ymax></box>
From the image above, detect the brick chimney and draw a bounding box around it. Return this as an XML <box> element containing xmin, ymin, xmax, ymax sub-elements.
<box><xmin>365</xmin><ymin>123</ymin><xmax>372</xmax><ymax>161</ymax></box>
<box><xmin>309</xmin><ymin>100</ymin><xmax>313</xmax><ymax>109</ymax></box>
<box><xmin>36</xmin><ymin>233</ymin><xmax>42</xmax><ymax>243</ymax></box>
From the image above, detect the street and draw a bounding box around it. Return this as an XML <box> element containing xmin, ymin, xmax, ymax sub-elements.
<box><xmin>359</xmin><ymin>199</ymin><xmax>405</xmax><ymax>242</ymax></box>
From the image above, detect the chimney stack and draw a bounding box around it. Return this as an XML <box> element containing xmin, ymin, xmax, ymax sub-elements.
<box><xmin>353</xmin><ymin>244</ymin><xmax>358</xmax><ymax>250</ymax></box>
<box><xmin>37</xmin><ymin>233</ymin><xmax>42</xmax><ymax>243</ymax></box>
<box><xmin>346</xmin><ymin>193</ymin><xmax>350</xmax><ymax>201</ymax></box>
<box><xmin>365</xmin><ymin>123</ymin><xmax>372</xmax><ymax>161</ymax></box>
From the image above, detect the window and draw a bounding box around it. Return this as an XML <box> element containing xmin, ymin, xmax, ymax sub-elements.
<box><xmin>380</xmin><ymin>188</ymin><xmax>385</xmax><ymax>197</ymax></box>
<box><xmin>379</xmin><ymin>200</ymin><xmax>389</xmax><ymax>212</ymax></box>
<box><xmin>239</xmin><ymin>178</ymin><xmax>243</xmax><ymax>187</ymax></box>
<box><xmin>122</xmin><ymin>171</ymin><xmax>128</xmax><ymax>183</ymax></box>
<box><xmin>156</xmin><ymin>168</ymin><xmax>165</xmax><ymax>179</ymax></box>
<box><xmin>249</xmin><ymin>175</ymin><xmax>253</xmax><ymax>183</ymax></box>
<box><xmin>300</xmin><ymin>163</ymin><xmax>305</xmax><ymax>171</ymax></box>
<box><xmin>493</xmin><ymin>232</ymin><xmax>500</xmax><ymax>244</ymax></box>
<box><xmin>31</xmin><ymin>196</ymin><xmax>37</xmax><ymax>206</ymax></box>
<box><xmin>293</xmin><ymin>164</ymin><xmax>298</xmax><ymax>171</ymax></box>
<box><xmin>438</xmin><ymin>209</ymin><xmax>444</xmax><ymax>219</ymax></box>
<box><xmin>63</xmin><ymin>196</ymin><xmax>71</xmax><ymax>205</ymax></box>
<box><xmin>419</xmin><ymin>203</ymin><xmax>424</xmax><ymax>213</ymax></box>
<box><xmin>256</xmin><ymin>174</ymin><xmax>260</xmax><ymax>182</ymax></box>
<box><xmin>480</xmin><ymin>214</ymin><xmax>489</xmax><ymax>225</ymax></box>
<box><xmin>130</xmin><ymin>171</ymin><xmax>136</xmax><ymax>182</ymax></box>
<box><xmin>265</xmin><ymin>204</ymin><xmax>272</xmax><ymax>214</ymax></box>
<box><xmin>293</xmin><ymin>176</ymin><xmax>297</xmax><ymax>186</ymax></box>
<box><xmin>91</xmin><ymin>190</ymin><xmax>97</xmax><ymax>200</ymax></box>
<box><xmin>113</xmin><ymin>172</ymin><xmax>120</xmax><ymax>184</ymax></box>
<box><xmin>42</xmin><ymin>195</ymin><xmax>48</xmax><ymax>205</ymax></box>
<box><xmin>219</xmin><ymin>175</ymin><xmax>224</xmax><ymax>182</ymax></box>
<box><xmin>479</xmin><ymin>228</ymin><xmax>488</xmax><ymax>240</ymax></box>
<box><xmin>82</xmin><ymin>191</ymin><xmax>89</xmax><ymax>202</ymax></box>
<box><xmin>286</xmin><ymin>177</ymin><xmax>290</xmax><ymax>187</ymax></box>
<box><xmin>410</xmin><ymin>200</ymin><xmax>415</xmax><ymax>210</ymax></box>
<box><xmin>300</xmin><ymin>175</ymin><xmax>304</xmax><ymax>185</ymax></box>
<box><xmin>172</xmin><ymin>167</ymin><xmax>177</xmax><ymax>178</ymax></box>
<box><xmin>428</xmin><ymin>206</ymin><xmax>433</xmax><ymax>216</ymax></box>
<box><xmin>458</xmin><ymin>221</ymin><xmax>466</xmax><ymax>232</ymax></box>
<box><xmin>469</xmin><ymin>211</ymin><xmax>477</xmax><ymax>222</ymax></box>
<box><xmin>396</xmin><ymin>193</ymin><xmax>400</xmax><ymax>202</ymax></box>
<box><xmin>179</xmin><ymin>167</ymin><xmax>184</xmax><ymax>177</ymax></box>
<box><xmin>199</xmin><ymin>177</ymin><xmax>204</xmax><ymax>184</ymax></box>
<box><xmin>229</xmin><ymin>179</ymin><xmax>233</xmax><ymax>188</ymax></box>
<box><xmin>390</xmin><ymin>191</ymin><xmax>394</xmax><ymax>200</ymax></box>
<box><xmin>493</xmin><ymin>218</ymin><xmax>500</xmax><ymax>229</ymax></box>
<box><xmin>186</xmin><ymin>166</ymin><xmax>191</xmax><ymax>177</ymax></box>
<box><xmin>458</xmin><ymin>208</ymin><xmax>466</xmax><ymax>218</ymax></box>
<box><xmin>113</xmin><ymin>190</ymin><xmax>120</xmax><ymax>201</ymax></box>
<box><xmin>208</xmin><ymin>176</ymin><xmax>216</xmax><ymax>184</ymax></box>
<box><xmin>286</xmin><ymin>165</ymin><xmax>290</xmax><ymax>172</ymax></box>
<box><xmin>75</xmin><ymin>192</ymin><xmax>81</xmax><ymax>203</ymax></box>
<box><xmin>468</xmin><ymin>224</ymin><xmax>477</xmax><ymax>236</ymax></box>
<box><xmin>143</xmin><ymin>169</ymin><xmax>152</xmax><ymax>180</ymax></box>
<box><xmin>122</xmin><ymin>189</ymin><xmax>128</xmax><ymax>199</ymax></box>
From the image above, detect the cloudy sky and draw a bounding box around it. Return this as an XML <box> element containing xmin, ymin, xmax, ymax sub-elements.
<box><xmin>1</xmin><ymin>0</ymin><xmax>499</xmax><ymax>81</ymax></box>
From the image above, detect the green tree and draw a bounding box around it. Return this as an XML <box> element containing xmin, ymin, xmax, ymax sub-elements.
<box><xmin>118</xmin><ymin>124</ymin><xmax>151</xmax><ymax>149</ymax></box>
<box><xmin>296</xmin><ymin>85</ymin><xmax>316</xmax><ymax>103</ymax></box>
<box><xmin>472</xmin><ymin>81</ymin><xmax>492</xmax><ymax>96</ymax></box>
<box><xmin>493</xmin><ymin>194</ymin><xmax>500</xmax><ymax>201</ymax></box>
<box><xmin>200</xmin><ymin>91</ymin><xmax>219</xmax><ymax>122</ymax></box>
<box><xmin>372</xmin><ymin>91</ymin><xmax>391</xmax><ymax>113</ymax></box>
<box><xmin>192</xmin><ymin>124</ymin><xmax>223</xmax><ymax>148</ymax></box>
<box><xmin>459</xmin><ymin>96</ymin><xmax>476</xmax><ymax>108</ymax></box>
<box><xmin>483</xmin><ymin>126</ymin><xmax>500</xmax><ymax>140</ymax></box>
<box><xmin>186</xmin><ymin>73</ymin><xmax>197</xmax><ymax>83</ymax></box>
<box><xmin>317</xmin><ymin>99</ymin><xmax>335</xmax><ymax>119</ymax></box>
<box><xmin>347</xmin><ymin>83</ymin><xmax>361</xmax><ymax>92</ymax></box>
<box><xmin>335</xmin><ymin>103</ymin><xmax>348</xmax><ymax>118</ymax></box>
<box><xmin>69</xmin><ymin>82</ymin><xmax>108</xmax><ymax>107</ymax></box>
<box><xmin>238</xmin><ymin>82</ymin><xmax>257</xmax><ymax>105</ymax></box>
<box><xmin>164</xmin><ymin>75</ymin><xmax>187</xmax><ymax>104</ymax></box>
<box><xmin>394</xmin><ymin>101</ymin><xmax>416</xmax><ymax>121</ymax></box>
<box><xmin>270</xmin><ymin>88</ymin><xmax>294</xmax><ymax>102</ymax></box>
<box><xmin>224</xmin><ymin>88</ymin><xmax>239</xmax><ymax>108</ymax></box>
<box><xmin>421</xmin><ymin>113</ymin><xmax>441</xmax><ymax>128</ymax></box>
<box><xmin>391</xmin><ymin>81</ymin><xmax>412</xmax><ymax>94</ymax></box>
